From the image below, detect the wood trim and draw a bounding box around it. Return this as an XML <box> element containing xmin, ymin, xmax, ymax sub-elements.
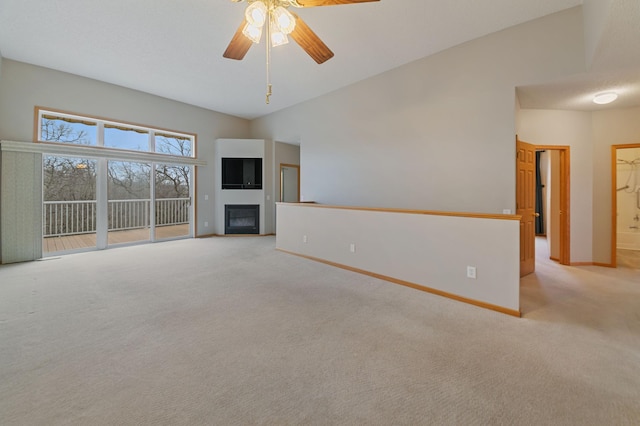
<box><xmin>279</xmin><ymin>163</ymin><xmax>301</xmax><ymax>202</ymax></box>
<box><xmin>276</xmin><ymin>203</ymin><xmax>521</xmax><ymax>221</ymax></box>
<box><xmin>611</xmin><ymin>143</ymin><xmax>640</xmax><ymax>268</ymax></box>
<box><xmin>570</xmin><ymin>262</ymin><xmax>593</xmax><ymax>266</ymax></box>
<box><xmin>560</xmin><ymin>147</ymin><xmax>571</xmax><ymax>265</ymax></box>
<box><xmin>611</xmin><ymin>145</ymin><xmax>617</xmax><ymax>267</ymax></box>
<box><xmin>0</xmin><ymin>140</ymin><xmax>206</xmax><ymax>166</ymax></box>
<box><xmin>196</xmin><ymin>233</ymin><xmax>217</xmax><ymax>239</ymax></box>
<box><xmin>549</xmin><ymin>256</ymin><xmax>560</xmax><ymax>262</ymax></box>
<box><xmin>593</xmin><ymin>262</ymin><xmax>615</xmax><ymax>268</ymax></box>
<box><xmin>278</xmin><ymin>249</ymin><xmax>521</xmax><ymax>318</ymax></box>
<box><xmin>534</xmin><ymin>144</ymin><xmax>570</xmax><ymax>265</ymax></box>
<box><xmin>193</xmin><ymin>165</ymin><xmax>198</xmax><ymax>238</ymax></box>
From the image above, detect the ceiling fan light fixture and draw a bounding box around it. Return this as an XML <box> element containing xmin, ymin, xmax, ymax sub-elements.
<box><xmin>245</xmin><ymin>1</ymin><xmax>267</xmax><ymax>27</ymax></box>
<box><xmin>593</xmin><ymin>92</ymin><xmax>618</xmax><ymax>105</ymax></box>
<box><xmin>271</xmin><ymin>30</ymin><xmax>289</xmax><ymax>47</ymax></box>
<box><xmin>242</xmin><ymin>22</ymin><xmax>263</xmax><ymax>43</ymax></box>
<box><xmin>273</xmin><ymin>6</ymin><xmax>296</xmax><ymax>34</ymax></box>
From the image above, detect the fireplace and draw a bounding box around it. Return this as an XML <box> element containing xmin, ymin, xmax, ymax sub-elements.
<box><xmin>225</xmin><ymin>204</ymin><xmax>259</xmax><ymax>234</ymax></box>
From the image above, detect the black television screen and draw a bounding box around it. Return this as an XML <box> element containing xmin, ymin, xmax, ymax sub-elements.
<box><xmin>222</xmin><ymin>158</ymin><xmax>262</xmax><ymax>189</ymax></box>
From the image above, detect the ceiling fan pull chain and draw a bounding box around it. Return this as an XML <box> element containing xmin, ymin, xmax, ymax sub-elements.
<box><xmin>265</xmin><ymin>8</ymin><xmax>272</xmax><ymax>104</ymax></box>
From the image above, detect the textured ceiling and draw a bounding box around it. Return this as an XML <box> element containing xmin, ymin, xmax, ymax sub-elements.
<box><xmin>1</xmin><ymin>0</ymin><xmax>635</xmax><ymax>119</ymax></box>
<box><xmin>0</xmin><ymin>0</ymin><xmax>584</xmax><ymax>119</ymax></box>
<box><xmin>518</xmin><ymin>0</ymin><xmax>640</xmax><ymax>111</ymax></box>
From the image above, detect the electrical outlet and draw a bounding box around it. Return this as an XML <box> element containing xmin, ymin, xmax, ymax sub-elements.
<box><xmin>467</xmin><ymin>266</ymin><xmax>477</xmax><ymax>279</ymax></box>
<box><xmin>502</xmin><ymin>209</ymin><xmax>511</xmax><ymax>214</ymax></box>
<box><xmin>303</xmin><ymin>235</ymin><xmax>308</xmax><ymax>243</ymax></box>
<box><xmin>350</xmin><ymin>243</ymin><xmax>356</xmax><ymax>253</ymax></box>
<box><xmin>205</xmin><ymin>194</ymin><xmax>209</xmax><ymax>200</ymax></box>
<box><xmin>204</xmin><ymin>221</ymin><xmax>209</xmax><ymax>227</ymax></box>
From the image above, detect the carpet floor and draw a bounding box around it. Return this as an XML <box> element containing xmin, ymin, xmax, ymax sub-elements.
<box><xmin>0</xmin><ymin>236</ymin><xmax>639</xmax><ymax>425</ymax></box>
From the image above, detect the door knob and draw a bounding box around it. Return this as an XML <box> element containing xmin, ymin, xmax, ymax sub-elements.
<box><xmin>533</xmin><ymin>213</ymin><xmax>540</xmax><ymax>217</ymax></box>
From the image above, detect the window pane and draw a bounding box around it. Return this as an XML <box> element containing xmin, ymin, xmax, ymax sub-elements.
<box><xmin>104</xmin><ymin>125</ymin><xmax>149</xmax><ymax>151</ymax></box>
<box><xmin>40</xmin><ymin>115</ymin><xmax>97</xmax><ymax>145</ymax></box>
<box><xmin>155</xmin><ymin>163</ymin><xmax>191</xmax><ymax>239</ymax></box>
<box><xmin>155</xmin><ymin>134</ymin><xmax>192</xmax><ymax>157</ymax></box>
<box><xmin>107</xmin><ymin>161</ymin><xmax>151</xmax><ymax>245</ymax></box>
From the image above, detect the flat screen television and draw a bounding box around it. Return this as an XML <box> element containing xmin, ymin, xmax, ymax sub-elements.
<box><xmin>221</xmin><ymin>157</ymin><xmax>262</xmax><ymax>189</ymax></box>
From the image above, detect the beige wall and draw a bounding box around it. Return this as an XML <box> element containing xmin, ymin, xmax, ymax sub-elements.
<box><xmin>517</xmin><ymin>106</ymin><xmax>640</xmax><ymax>264</ymax></box>
<box><xmin>277</xmin><ymin>204</ymin><xmax>521</xmax><ymax>313</ymax></box>
<box><xmin>0</xmin><ymin>59</ymin><xmax>251</xmax><ymax>237</ymax></box>
<box><xmin>271</xmin><ymin>142</ymin><xmax>300</xmax><ymax>232</ymax></box>
<box><xmin>592</xmin><ymin>106</ymin><xmax>640</xmax><ymax>263</ymax></box>
<box><xmin>250</xmin><ymin>8</ymin><xmax>585</xmax><ymax>215</ymax></box>
<box><xmin>517</xmin><ymin>109</ymin><xmax>593</xmax><ymax>262</ymax></box>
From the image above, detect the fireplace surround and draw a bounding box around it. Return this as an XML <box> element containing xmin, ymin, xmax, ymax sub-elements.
<box><xmin>225</xmin><ymin>204</ymin><xmax>260</xmax><ymax>234</ymax></box>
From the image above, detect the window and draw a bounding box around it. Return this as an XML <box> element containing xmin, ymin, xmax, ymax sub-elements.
<box><xmin>40</xmin><ymin>114</ymin><xmax>97</xmax><ymax>145</ymax></box>
<box><xmin>37</xmin><ymin>108</ymin><xmax>195</xmax><ymax>157</ymax></box>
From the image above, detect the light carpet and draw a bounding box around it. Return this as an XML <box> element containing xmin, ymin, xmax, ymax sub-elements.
<box><xmin>0</xmin><ymin>236</ymin><xmax>639</xmax><ymax>425</ymax></box>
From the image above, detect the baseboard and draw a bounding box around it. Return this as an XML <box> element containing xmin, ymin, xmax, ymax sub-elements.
<box><xmin>570</xmin><ymin>262</ymin><xmax>593</xmax><ymax>266</ymax></box>
<box><xmin>277</xmin><ymin>249</ymin><xmax>521</xmax><ymax>318</ymax></box>
<box><xmin>593</xmin><ymin>262</ymin><xmax>615</xmax><ymax>268</ymax></box>
<box><xmin>208</xmin><ymin>233</ymin><xmax>274</xmax><ymax>237</ymax></box>
<box><xmin>550</xmin><ymin>256</ymin><xmax>560</xmax><ymax>262</ymax></box>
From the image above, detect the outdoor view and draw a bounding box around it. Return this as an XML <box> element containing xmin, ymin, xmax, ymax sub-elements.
<box><xmin>41</xmin><ymin>113</ymin><xmax>192</xmax><ymax>254</ymax></box>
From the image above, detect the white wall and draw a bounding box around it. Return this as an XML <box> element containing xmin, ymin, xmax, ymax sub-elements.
<box><xmin>251</xmin><ymin>8</ymin><xmax>585</xmax><ymax>214</ymax></box>
<box><xmin>276</xmin><ymin>204</ymin><xmax>520</xmax><ymax>313</ymax></box>
<box><xmin>0</xmin><ymin>59</ymin><xmax>251</xmax><ymax>237</ymax></box>
<box><xmin>517</xmin><ymin>109</ymin><xmax>593</xmax><ymax>263</ymax></box>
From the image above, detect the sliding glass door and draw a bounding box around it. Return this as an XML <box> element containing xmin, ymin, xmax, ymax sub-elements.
<box><xmin>107</xmin><ymin>161</ymin><xmax>152</xmax><ymax>246</ymax></box>
<box><xmin>43</xmin><ymin>156</ymin><xmax>97</xmax><ymax>254</ymax></box>
<box><xmin>155</xmin><ymin>163</ymin><xmax>191</xmax><ymax>240</ymax></box>
<box><xmin>43</xmin><ymin>157</ymin><xmax>193</xmax><ymax>255</ymax></box>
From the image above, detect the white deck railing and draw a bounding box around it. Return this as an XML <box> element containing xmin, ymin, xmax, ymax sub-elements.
<box><xmin>43</xmin><ymin>198</ymin><xmax>190</xmax><ymax>237</ymax></box>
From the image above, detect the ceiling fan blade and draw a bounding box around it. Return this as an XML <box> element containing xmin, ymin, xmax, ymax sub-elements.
<box><xmin>295</xmin><ymin>0</ymin><xmax>379</xmax><ymax>7</ymax></box>
<box><xmin>290</xmin><ymin>13</ymin><xmax>334</xmax><ymax>64</ymax></box>
<box><xmin>223</xmin><ymin>19</ymin><xmax>253</xmax><ymax>60</ymax></box>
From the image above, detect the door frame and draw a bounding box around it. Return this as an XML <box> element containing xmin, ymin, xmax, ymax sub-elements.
<box><xmin>279</xmin><ymin>163</ymin><xmax>300</xmax><ymax>202</ymax></box>
<box><xmin>536</xmin><ymin>145</ymin><xmax>571</xmax><ymax>266</ymax></box>
<box><xmin>610</xmin><ymin>143</ymin><xmax>640</xmax><ymax>267</ymax></box>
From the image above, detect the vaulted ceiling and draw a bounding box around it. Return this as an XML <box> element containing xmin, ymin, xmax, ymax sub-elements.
<box><xmin>0</xmin><ymin>0</ymin><xmax>638</xmax><ymax>119</ymax></box>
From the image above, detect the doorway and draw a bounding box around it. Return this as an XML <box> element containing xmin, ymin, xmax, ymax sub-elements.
<box><xmin>279</xmin><ymin>163</ymin><xmax>300</xmax><ymax>203</ymax></box>
<box><xmin>517</xmin><ymin>138</ymin><xmax>570</xmax><ymax>276</ymax></box>
<box><xmin>611</xmin><ymin>143</ymin><xmax>640</xmax><ymax>269</ymax></box>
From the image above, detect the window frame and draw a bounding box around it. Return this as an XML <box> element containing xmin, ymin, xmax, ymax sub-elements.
<box><xmin>35</xmin><ymin>107</ymin><xmax>196</xmax><ymax>158</ymax></box>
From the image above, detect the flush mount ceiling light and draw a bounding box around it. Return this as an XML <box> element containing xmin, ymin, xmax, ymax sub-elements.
<box><xmin>593</xmin><ymin>92</ymin><xmax>618</xmax><ymax>105</ymax></box>
<box><xmin>224</xmin><ymin>0</ymin><xmax>380</xmax><ymax>104</ymax></box>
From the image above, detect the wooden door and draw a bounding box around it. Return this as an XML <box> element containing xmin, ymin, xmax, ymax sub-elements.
<box><xmin>517</xmin><ymin>138</ymin><xmax>536</xmax><ymax>276</ymax></box>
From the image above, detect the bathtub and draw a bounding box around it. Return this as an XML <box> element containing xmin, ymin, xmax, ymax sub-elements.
<box><xmin>617</xmin><ymin>230</ymin><xmax>640</xmax><ymax>250</ymax></box>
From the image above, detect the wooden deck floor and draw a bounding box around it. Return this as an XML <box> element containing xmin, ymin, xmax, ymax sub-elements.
<box><xmin>43</xmin><ymin>224</ymin><xmax>190</xmax><ymax>253</ymax></box>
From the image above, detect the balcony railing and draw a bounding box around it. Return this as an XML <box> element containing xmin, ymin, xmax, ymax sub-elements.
<box><xmin>43</xmin><ymin>198</ymin><xmax>190</xmax><ymax>237</ymax></box>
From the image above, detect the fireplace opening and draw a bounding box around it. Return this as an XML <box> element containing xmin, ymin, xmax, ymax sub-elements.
<box><xmin>225</xmin><ymin>204</ymin><xmax>259</xmax><ymax>234</ymax></box>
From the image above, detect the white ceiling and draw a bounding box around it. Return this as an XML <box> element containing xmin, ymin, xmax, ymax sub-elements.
<box><xmin>1</xmin><ymin>0</ymin><xmax>637</xmax><ymax>119</ymax></box>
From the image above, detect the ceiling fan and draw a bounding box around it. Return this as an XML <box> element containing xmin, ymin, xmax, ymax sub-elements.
<box><xmin>223</xmin><ymin>0</ymin><xmax>380</xmax><ymax>103</ymax></box>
